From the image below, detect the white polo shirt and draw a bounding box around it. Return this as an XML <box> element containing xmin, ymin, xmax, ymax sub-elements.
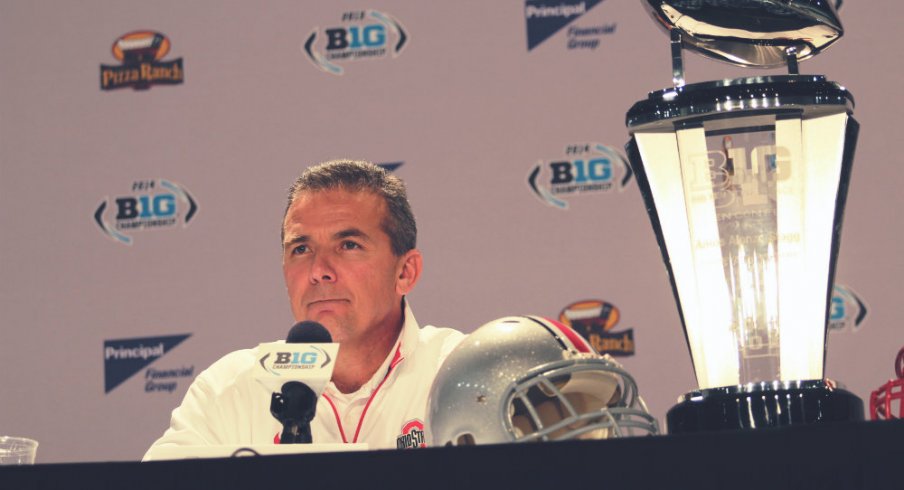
<box><xmin>144</xmin><ymin>302</ymin><xmax>464</xmax><ymax>457</ymax></box>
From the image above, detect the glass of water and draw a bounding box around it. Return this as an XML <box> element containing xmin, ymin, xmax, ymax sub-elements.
<box><xmin>0</xmin><ymin>436</ymin><xmax>38</xmax><ymax>465</ymax></box>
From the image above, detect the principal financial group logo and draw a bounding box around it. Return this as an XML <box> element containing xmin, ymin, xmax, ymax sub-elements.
<box><xmin>303</xmin><ymin>10</ymin><xmax>408</xmax><ymax>75</ymax></box>
<box><xmin>104</xmin><ymin>334</ymin><xmax>192</xmax><ymax>394</ymax></box>
<box><xmin>527</xmin><ymin>143</ymin><xmax>633</xmax><ymax>209</ymax></box>
<box><xmin>559</xmin><ymin>300</ymin><xmax>635</xmax><ymax>356</ymax></box>
<box><xmin>94</xmin><ymin>179</ymin><xmax>198</xmax><ymax>245</ymax></box>
<box><xmin>377</xmin><ymin>161</ymin><xmax>404</xmax><ymax>172</ymax></box>
<box><xmin>100</xmin><ymin>31</ymin><xmax>184</xmax><ymax>90</ymax></box>
<box><xmin>525</xmin><ymin>0</ymin><xmax>616</xmax><ymax>51</ymax></box>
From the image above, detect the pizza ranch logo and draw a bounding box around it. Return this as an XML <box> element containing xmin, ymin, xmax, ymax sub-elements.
<box><xmin>396</xmin><ymin>419</ymin><xmax>426</xmax><ymax>449</ymax></box>
<box><xmin>100</xmin><ymin>31</ymin><xmax>184</xmax><ymax>90</ymax></box>
<box><xmin>558</xmin><ymin>299</ymin><xmax>635</xmax><ymax>356</ymax></box>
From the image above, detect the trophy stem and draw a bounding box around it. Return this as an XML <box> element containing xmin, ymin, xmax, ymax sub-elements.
<box><xmin>785</xmin><ymin>47</ymin><xmax>800</xmax><ymax>75</ymax></box>
<box><xmin>670</xmin><ymin>29</ymin><xmax>685</xmax><ymax>87</ymax></box>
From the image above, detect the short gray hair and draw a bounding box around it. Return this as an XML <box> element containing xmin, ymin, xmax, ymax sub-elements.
<box><xmin>283</xmin><ymin>159</ymin><xmax>417</xmax><ymax>256</ymax></box>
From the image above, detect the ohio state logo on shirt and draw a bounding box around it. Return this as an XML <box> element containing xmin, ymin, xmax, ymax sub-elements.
<box><xmin>396</xmin><ymin>419</ymin><xmax>426</xmax><ymax>449</ymax></box>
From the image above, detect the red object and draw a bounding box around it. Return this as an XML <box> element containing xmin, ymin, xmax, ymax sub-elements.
<box><xmin>869</xmin><ymin>346</ymin><xmax>904</xmax><ymax>420</ymax></box>
<box><xmin>544</xmin><ymin>317</ymin><xmax>593</xmax><ymax>354</ymax></box>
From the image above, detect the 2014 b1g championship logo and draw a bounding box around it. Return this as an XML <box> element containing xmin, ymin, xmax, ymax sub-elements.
<box><xmin>94</xmin><ymin>179</ymin><xmax>198</xmax><ymax>245</ymax></box>
<box><xmin>100</xmin><ymin>31</ymin><xmax>184</xmax><ymax>90</ymax></box>
<box><xmin>303</xmin><ymin>10</ymin><xmax>408</xmax><ymax>75</ymax></box>
<box><xmin>528</xmin><ymin>143</ymin><xmax>633</xmax><ymax>209</ymax></box>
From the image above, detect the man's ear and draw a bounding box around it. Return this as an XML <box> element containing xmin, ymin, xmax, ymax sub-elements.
<box><xmin>395</xmin><ymin>249</ymin><xmax>423</xmax><ymax>296</ymax></box>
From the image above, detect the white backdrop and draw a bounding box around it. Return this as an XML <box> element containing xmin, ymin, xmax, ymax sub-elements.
<box><xmin>1</xmin><ymin>0</ymin><xmax>901</xmax><ymax>463</ymax></box>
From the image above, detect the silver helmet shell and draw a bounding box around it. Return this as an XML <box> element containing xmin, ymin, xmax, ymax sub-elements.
<box><xmin>427</xmin><ymin>316</ymin><xmax>659</xmax><ymax>446</ymax></box>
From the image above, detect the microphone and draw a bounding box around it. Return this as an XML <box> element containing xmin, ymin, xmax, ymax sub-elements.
<box><xmin>287</xmin><ymin>321</ymin><xmax>332</xmax><ymax>344</ymax></box>
<box><xmin>270</xmin><ymin>321</ymin><xmax>332</xmax><ymax>444</ymax></box>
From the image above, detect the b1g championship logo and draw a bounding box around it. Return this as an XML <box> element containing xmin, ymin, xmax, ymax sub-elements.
<box><xmin>94</xmin><ymin>179</ymin><xmax>198</xmax><ymax>245</ymax></box>
<box><xmin>525</xmin><ymin>0</ymin><xmax>617</xmax><ymax>51</ymax></box>
<box><xmin>829</xmin><ymin>284</ymin><xmax>868</xmax><ymax>333</ymax></box>
<box><xmin>559</xmin><ymin>300</ymin><xmax>635</xmax><ymax>356</ymax></box>
<box><xmin>396</xmin><ymin>419</ymin><xmax>426</xmax><ymax>449</ymax></box>
<box><xmin>527</xmin><ymin>144</ymin><xmax>633</xmax><ymax>209</ymax></box>
<box><xmin>100</xmin><ymin>31</ymin><xmax>184</xmax><ymax>90</ymax></box>
<box><xmin>303</xmin><ymin>10</ymin><xmax>408</xmax><ymax>75</ymax></box>
<box><xmin>259</xmin><ymin>346</ymin><xmax>333</xmax><ymax>376</ymax></box>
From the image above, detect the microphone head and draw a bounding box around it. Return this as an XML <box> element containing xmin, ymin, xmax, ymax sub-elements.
<box><xmin>286</xmin><ymin>321</ymin><xmax>332</xmax><ymax>344</ymax></box>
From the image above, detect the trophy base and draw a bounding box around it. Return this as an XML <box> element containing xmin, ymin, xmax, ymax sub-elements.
<box><xmin>666</xmin><ymin>380</ymin><xmax>864</xmax><ymax>434</ymax></box>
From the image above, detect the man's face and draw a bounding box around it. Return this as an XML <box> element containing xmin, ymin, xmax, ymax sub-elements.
<box><xmin>282</xmin><ymin>188</ymin><xmax>414</xmax><ymax>345</ymax></box>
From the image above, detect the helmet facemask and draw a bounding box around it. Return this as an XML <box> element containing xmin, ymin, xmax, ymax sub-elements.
<box><xmin>504</xmin><ymin>359</ymin><xmax>657</xmax><ymax>442</ymax></box>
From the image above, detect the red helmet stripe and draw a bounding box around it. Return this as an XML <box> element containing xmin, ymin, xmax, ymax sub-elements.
<box><xmin>541</xmin><ymin>317</ymin><xmax>592</xmax><ymax>353</ymax></box>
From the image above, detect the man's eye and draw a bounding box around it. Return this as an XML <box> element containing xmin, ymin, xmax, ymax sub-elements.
<box><xmin>291</xmin><ymin>244</ymin><xmax>308</xmax><ymax>255</ymax></box>
<box><xmin>341</xmin><ymin>241</ymin><xmax>361</xmax><ymax>250</ymax></box>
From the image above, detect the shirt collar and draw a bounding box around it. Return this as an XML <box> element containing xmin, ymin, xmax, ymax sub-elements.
<box><xmin>398</xmin><ymin>297</ymin><xmax>419</xmax><ymax>362</ymax></box>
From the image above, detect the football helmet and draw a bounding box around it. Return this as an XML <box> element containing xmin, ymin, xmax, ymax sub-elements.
<box><xmin>869</xmin><ymin>346</ymin><xmax>904</xmax><ymax>420</ymax></box>
<box><xmin>427</xmin><ymin>316</ymin><xmax>659</xmax><ymax>446</ymax></box>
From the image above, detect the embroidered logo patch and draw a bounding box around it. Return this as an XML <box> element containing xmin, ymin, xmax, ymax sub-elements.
<box><xmin>396</xmin><ymin>419</ymin><xmax>426</xmax><ymax>449</ymax></box>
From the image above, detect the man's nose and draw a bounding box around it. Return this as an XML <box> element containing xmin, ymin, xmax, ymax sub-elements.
<box><xmin>309</xmin><ymin>252</ymin><xmax>336</xmax><ymax>284</ymax></box>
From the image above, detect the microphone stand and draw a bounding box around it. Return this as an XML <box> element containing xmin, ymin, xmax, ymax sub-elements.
<box><xmin>270</xmin><ymin>381</ymin><xmax>317</xmax><ymax>444</ymax></box>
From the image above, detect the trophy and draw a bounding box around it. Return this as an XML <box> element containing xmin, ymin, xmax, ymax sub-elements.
<box><xmin>624</xmin><ymin>0</ymin><xmax>864</xmax><ymax>433</ymax></box>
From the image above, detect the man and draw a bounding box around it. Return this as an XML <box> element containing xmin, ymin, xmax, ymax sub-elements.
<box><xmin>145</xmin><ymin>160</ymin><xmax>464</xmax><ymax>456</ymax></box>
